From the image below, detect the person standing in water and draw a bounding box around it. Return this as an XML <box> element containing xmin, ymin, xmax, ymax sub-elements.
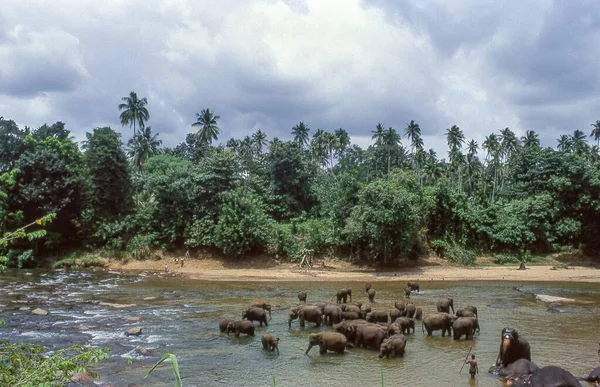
<box><xmin>466</xmin><ymin>354</ymin><xmax>478</xmax><ymax>379</ymax></box>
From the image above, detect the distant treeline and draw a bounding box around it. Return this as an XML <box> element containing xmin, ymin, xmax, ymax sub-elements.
<box><xmin>1</xmin><ymin>94</ymin><xmax>599</xmax><ymax>267</ymax></box>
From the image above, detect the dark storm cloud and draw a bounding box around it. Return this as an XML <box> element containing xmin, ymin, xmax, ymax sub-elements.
<box><xmin>0</xmin><ymin>62</ymin><xmax>85</xmax><ymax>97</ymax></box>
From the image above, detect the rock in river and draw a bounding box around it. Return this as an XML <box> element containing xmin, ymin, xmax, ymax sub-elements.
<box><xmin>31</xmin><ymin>308</ymin><xmax>49</xmax><ymax>315</ymax></box>
<box><xmin>99</xmin><ymin>302</ymin><xmax>136</xmax><ymax>309</ymax></box>
<box><xmin>535</xmin><ymin>294</ymin><xmax>576</xmax><ymax>303</ymax></box>
<box><xmin>125</xmin><ymin>327</ymin><xmax>142</xmax><ymax>336</ymax></box>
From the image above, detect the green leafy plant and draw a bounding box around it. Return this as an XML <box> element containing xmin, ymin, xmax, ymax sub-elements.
<box><xmin>0</xmin><ymin>341</ymin><xmax>109</xmax><ymax>387</ymax></box>
<box><xmin>145</xmin><ymin>352</ymin><xmax>182</xmax><ymax>387</ymax></box>
<box><xmin>1</xmin><ymin>213</ymin><xmax>56</xmax><ymax>270</ymax></box>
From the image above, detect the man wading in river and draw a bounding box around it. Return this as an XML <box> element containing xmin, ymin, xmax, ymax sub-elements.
<box><xmin>466</xmin><ymin>354</ymin><xmax>478</xmax><ymax>379</ymax></box>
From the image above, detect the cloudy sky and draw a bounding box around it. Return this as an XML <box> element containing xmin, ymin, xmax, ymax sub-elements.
<box><xmin>1</xmin><ymin>0</ymin><xmax>599</xmax><ymax>156</ymax></box>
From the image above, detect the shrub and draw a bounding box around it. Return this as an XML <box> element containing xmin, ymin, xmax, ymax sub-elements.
<box><xmin>52</xmin><ymin>253</ymin><xmax>105</xmax><ymax>270</ymax></box>
<box><xmin>126</xmin><ymin>233</ymin><xmax>158</xmax><ymax>260</ymax></box>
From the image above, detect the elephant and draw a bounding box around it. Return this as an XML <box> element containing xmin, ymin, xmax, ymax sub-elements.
<box><xmin>414</xmin><ymin>308</ymin><xmax>423</xmax><ymax>320</ymax></box>
<box><xmin>463</xmin><ymin>305</ymin><xmax>478</xmax><ymax>318</ymax></box>
<box><xmin>249</xmin><ymin>301</ymin><xmax>272</xmax><ymax>318</ymax></box>
<box><xmin>452</xmin><ymin>317</ymin><xmax>479</xmax><ymax>340</ymax></box>
<box><xmin>422</xmin><ymin>313</ymin><xmax>453</xmax><ymax>337</ymax></box>
<box><xmin>341</xmin><ymin>304</ymin><xmax>361</xmax><ymax>315</ymax></box>
<box><xmin>495</xmin><ymin>327</ymin><xmax>531</xmax><ymax>367</ymax></box>
<box><xmin>367</xmin><ymin>288</ymin><xmax>376</xmax><ymax>303</ymax></box>
<box><xmin>341</xmin><ymin>311</ymin><xmax>361</xmax><ymax>320</ymax></box>
<box><xmin>360</xmin><ymin>303</ymin><xmax>372</xmax><ymax>318</ymax></box>
<box><xmin>393</xmin><ymin>317</ymin><xmax>415</xmax><ymax>335</ymax></box>
<box><xmin>227</xmin><ymin>320</ymin><xmax>255</xmax><ymax>337</ymax></box>
<box><xmin>366</xmin><ymin>310</ymin><xmax>389</xmax><ymax>323</ymax></box>
<box><xmin>298</xmin><ymin>291</ymin><xmax>307</xmax><ymax>303</ymax></box>
<box><xmin>219</xmin><ymin>319</ymin><xmax>235</xmax><ymax>332</ymax></box>
<box><xmin>288</xmin><ymin>305</ymin><xmax>322</xmax><ymax>328</ymax></box>
<box><xmin>404</xmin><ymin>287</ymin><xmax>411</xmax><ymax>298</ymax></box>
<box><xmin>388</xmin><ymin>323</ymin><xmax>403</xmax><ymax>336</ymax></box>
<box><xmin>405</xmin><ymin>304</ymin><xmax>416</xmax><ymax>318</ymax></box>
<box><xmin>365</xmin><ymin>283</ymin><xmax>372</xmax><ymax>292</ymax></box>
<box><xmin>305</xmin><ymin>332</ymin><xmax>347</xmax><ymax>355</ymax></box>
<box><xmin>389</xmin><ymin>308</ymin><xmax>404</xmax><ymax>321</ymax></box>
<box><xmin>455</xmin><ymin>308</ymin><xmax>476</xmax><ymax>318</ymax></box>
<box><xmin>323</xmin><ymin>304</ymin><xmax>343</xmax><ymax>325</ymax></box>
<box><xmin>394</xmin><ymin>300</ymin><xmax>413</xmax><ymax>311</ymax></box>
<box><xmin>488</xmin><ymin>359</ymin><xmax>540</xmax><ymax>377</ymax></box>
<box><xmin>313</xmin><ymin>301</ymin><xmax>329</xmax><ymax>314</ymax></box>
<box><xmin>379</xmin><ymin>334</ymin><xmax>407</xmax><ymax>358</ymax></box>
<box><xmin>333</xmin><ymin>319</ymin><xmax>368</xmax><ymax>341</ymax></box>
<box><xmin>578</xmin><ymin>366</ymin><xmax>600</xmax><ymax>383</ymax></box>
<box><xmin>349</xmin><ymin>323</ymin><xmax>387</xmax><ymax>349</ymax></box>
<box><xmin>436</xmin><ymin>297</ymin><xmax>455</xmax><ymax>314</ymax></box>
<box><xmin>407</xmin><ymin>282</ymin><xmax>420</xmax><ymax>292</ymax></box>
<box><xmin>242</xmin><ymin>307</ymin><xmax>268</xmax><ymax>327</ymax></box>
<box><xmin>506</xmin><ymin>366</ymin><xmax>582</xmax><ymax>387</ymax></box>
<box><xmin>332</xmin><ymin>288</ymin><xmax>352</xmax><ymax>304</ymax></box>
<box><xmin>261</xmin><ymin>334</ymin><xmax>280</xmax><ymax>353</ymax></box>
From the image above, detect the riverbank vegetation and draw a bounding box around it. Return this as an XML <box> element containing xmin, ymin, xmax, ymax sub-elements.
<box><xmin>1</xmin><ymin>93</ymin><xmax>600</xmax><ymax>269</ymax></box>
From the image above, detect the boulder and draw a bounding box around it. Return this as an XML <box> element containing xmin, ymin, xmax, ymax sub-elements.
<box><xmin>123</xmin><ymin>316</ymin><xmax>141</xmax><ymax>322</ymax></box>
<box><xmin>19</xmin><ymin>306</ymin><xmax>32</xmax><ymax>311</ymax></box>
<box><xmin>143</xmin><ymin>297</ymin><xmax>157</xmax><ymax>301</ymax></box>
<box><xmin>32</xmin><ymin>308</ymin><xmax>49</xmax><ymax>315</ymax></box>
<box><xmin>535</xmin><ymin>294</ymin><xmax>576</xmax><ymax>303</ymax></box>
<box><xmin>137</xmin><ymin>347</ymin><xmax>151</xmax><ymax>356</ymax></box>
<box><xmin>70</xmin><ymin>371</ymin><xmax>95</xmax><ymax>385</ymax></box>
<box><xmin>125</xmin><ymin>327</ymin><xmax>142</xmax><ymax>336</ymax></box>
<box><xmin>99</xmin><ymin>302</ymin><xmax>136</xmax><ymax>309</ymax></box>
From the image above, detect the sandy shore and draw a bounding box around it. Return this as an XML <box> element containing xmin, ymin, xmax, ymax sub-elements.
<box><xmin>105</xmin><ymin>256</ymin><xmax>600</xmax><ymax>283</ymax></box>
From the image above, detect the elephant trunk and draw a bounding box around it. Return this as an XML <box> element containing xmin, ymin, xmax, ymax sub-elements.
<box><xmin>305</xmin><ymin>343</ymin><xmax>313</xmax><ymax>355</ymax></box>
<box><xmin>288</xmin><ymin>319</ymin><xmax>292</xmax><ymax>328</ymax></box>
<box><xmin>500</xmin><ymin>338</ymin><xmax>511</xmax><ymax>363</ymax></box>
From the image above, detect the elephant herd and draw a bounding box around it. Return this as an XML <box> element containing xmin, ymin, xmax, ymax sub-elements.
<box><xmin>218</xmin><ymin>283</ymin><xmax>600</xmax><ymax>386</ymax></box>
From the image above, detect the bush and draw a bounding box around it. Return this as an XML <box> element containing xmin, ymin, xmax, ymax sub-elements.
<box><xmin>492</xmin><ymin>253</ymin><xmax>521</xmax><ymax>265</ymax></box>
<box><xmin>266</xmin><ymin>217</ymin><xmax>339</xmax><ymax>261</ymax></box>
<box><xmin>126</xmin><ymin>233</ymin><xmax>158</xmax><ymax>260</ymax></box>
<box><xmin>445</xmin><ymin>241</ymin><xmax>476</xmax><ymax>266</ymax></box>
<box><xmin>0</xmin><ymin>341</ymin><xmax>109</xmax><ymax>386</ymax></box>
<box><xmin>52</xmin><ymin>253</ymin><xmax>105</xmax><ymax>270</ymax></box>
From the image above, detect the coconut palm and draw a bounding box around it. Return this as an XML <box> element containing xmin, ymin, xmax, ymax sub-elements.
<box><xmin>191</xmin><ymin>108</ymin><xmax>221</xmax><ymax>145</ymax></box>
<box><xmin>404</xmin><ymin>120</ymin><xmax>423</xmax><ymax>153</ymax></box>
<box><xmin>521</xmin><ymin>130</ymin><xmax>540</xmax><ymax>148</ymax></box>
<box><xmin>571</xmin><ymin>129</ymin><xmax>589</xmax><ymax>155</ymax></box>
<box><xmin>383</xmin><ymin>127</ymin><xmax>401</xmax><ymax>174</ymax></box>
<box><xmin>590</xmin><ymin>120</ymin><xmax>600</xmax><ymax>147</ymax></box>
<box><xmin>118</xmin><ymin>91</ymin><xmax>149</xmax><ymax>136</ymax></box>
<box><xmin>126</xmin><ymin>126</ymin><xmax>162</xmax><ymax>172</ymax></box>
<box><xmin>557</xmin><ymin>134</ymin><xmax>572</xmax><ymax>152</ymax></box>
<box><xmin>291</xmin><ymin>122</ymin><xmax>310</xmax><ymax>148</ymax></box>
<box><xmin>334</xmin><ymin>128</ymin><xmax>351</xmax><ymax>158</ymax></box>
<box><xmin>310</xmin><ymin>129</ymin><xmax>327</xmax><ymax>166</ymax></box>
<box><xmin>371</xmin><ymin>123</ymin><xmax>386</xmax><ymax>147</ymax></box>
<box><xmin>252</xmin><ymin>130</ymin><xmax>267</xmax><ymax>154</ymax></box>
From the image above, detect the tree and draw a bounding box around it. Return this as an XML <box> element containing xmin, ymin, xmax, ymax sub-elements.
<box><xmin>521</xmin><ymin>130</ymin><xmax>540</xmax><ymax>148</ymax></box>
<box><xmin>590</xmin><ymin>120</ymin><xmax>600</xmax><ymax>147</ymax></box>
<box><xmin>557</xmin><ymin>135</ymin><xmax>572</xmax><ymax>152</ymax></box>
<box><xmin>251</xmin><ymin>130</ymin><xmax>267</xmax><ymax>154</ymax></box>
<box><xmin>383</xmin><ymin>127</ymin><xmax>401</xmax><ymax>174</ymax></box>
<box><xmin>191</xmin><ymin>108</ymin><xmax>221</xmax><ymax>145</ymax></box>
<box><xmin>127</xmin><ymin>126</ymin><xmax>162</xmax><ymax>172</ymax></box>
<box><xmin>118</xmin><ymin>91</ymin><xmax>149</xmax><ymax>136</ymax></box>
<box><xmin>571</xmin><ymin>129</ymin><xmax>588</xmax><ymax>156</ymax></box>
<box><xmin>0</xmin><ymin>117</ymin><xmax>26</xmax><ymax>172</ymax></box>
<box><xmin>291</xmin><ymin>122</ymin><xmax>310</xmax><ymax>148</ymax></box>
<box><xmin>83</xmin><ymin>127</ymin><xmax>132</xmax><ymax>223</ymax></box>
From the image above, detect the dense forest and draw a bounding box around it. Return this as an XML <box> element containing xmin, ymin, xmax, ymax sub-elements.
<box><xmin>1</xmin><ymin>91</ymin><xmax>600</xmax><ymax>269</ymax></box>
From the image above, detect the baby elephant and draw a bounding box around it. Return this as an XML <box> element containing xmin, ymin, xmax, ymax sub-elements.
<box><xmin>305</xmin><ymin>332</ymin><xmax>347</xmax><ymax>355</ymax></box>
<box><xmin>250</xmin><ymin>301</ymin><xmax>272</xmax><ymax>318</ymax></box>
<box><xmin>227</xmin><ymin>320</ymin><xmax>255</xmax><ymax>337</ymax></box>
<box><xmin>219</xmin><ymin>319</ymin><xmax>234</xmax><ymax>332</ymax></box>
<box><xmin>242</xmin><ymin>307</ymin><xmax>268</xmax><ymax>327</ymax></box>
<box><xmin>261</xmin><ymin>334</ymin><xmax>280</xmax><ymax>353</ymax></box>
<box><xmin>379</xmin><ymin>334</ymin><xmax>407</xmax><ymax>358</ymax></box>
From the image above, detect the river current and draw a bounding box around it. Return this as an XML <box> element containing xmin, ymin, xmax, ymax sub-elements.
<box><xmin>0</xmin><ymin>270</ymin><xmax>599</xmax><ymax>386</ymax></box>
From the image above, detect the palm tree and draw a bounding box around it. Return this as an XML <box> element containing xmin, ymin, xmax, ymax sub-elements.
<box><xmin>466</xmin><ymin>140</ymin><xmax>479</xmax><ymax>196</ymax></box>
<box><xmin>445</xmin><ymin>125</ymin><xmax>465</xmax><ymax>188</ymax></box>
<box><xmin>557</xmin><ymin>134</ymin><xmax>572</xmax><ymax>152</ymax></box>
<box><xmin>119</xmin><ymin>91</ymin><xmax>149</xmax><ymax>136</ymax></box>
<box><xmin>521</xmin><ymin>130</ymin><xmax>540</xmax><ymax>148</ymax></box>
<box><xmin>310</xmin><ymin>129</ymin><xmax>327</xmax><ymax>167</ymax></box>
<box><xmin>252</xmin><ymin>130</ymin><xmax>267</xmax><ymax>154</ymax></box>
<box><xmin>383</xmin><ymin>127</ymin><xmax>401</xmax><ymax>174</ymax></box>
<box><xmin>482</xmin><ymin>133</ymin><xmax>501</xmax><ymax>203</ymax></box>
<box><xmin>334</xmin><ymin>128</ymin><xmax>351</xmax><ymax>158</ymax></box>
<box><xmin>191</xmin><ymin>108</ymin><xmax>221</xmax><ymax>145</ymax></box>
<box><xmin>590</xmin><ymin>120</ymin><xmax>600</xmax><ymax>147</ymax></box>
<box><xmin>291</xmin><ymin>122</ymin><xmax>310</xmax><ymax>148</ymax></box>
<box><xmin>126</xmin><ymin>126</ymin><xmax>162</xmax><ymax>172</ymax></box>
<box><xmin>371</xmin><ymin>123</ymin><xmax>386</xmax><ymax>146</ymax></box>
<box><xmin>571</xmin><ymin>129</ymin><xmax>588</xmax><ymax>155</ymax></box>
<box><xmin>322</xmin><ymin>132</ymin><xmax>339</xmax><ymax>168</ymax></box>
<box><xmin>404</xmin><ymin>120</ymin><xmax>423</xmax><ymax>153</ymax></box>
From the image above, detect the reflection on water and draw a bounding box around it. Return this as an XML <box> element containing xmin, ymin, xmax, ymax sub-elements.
<box><xmin>1</xmin><ymin>270</ymin><xmax>599</xmax><ymax>386</ymax></box>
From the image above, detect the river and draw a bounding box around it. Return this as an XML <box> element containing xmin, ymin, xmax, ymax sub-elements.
<box><xmin>0</xmin><ymin>270</ymin><xmax>599</xmax><ymax>386</ymax></box>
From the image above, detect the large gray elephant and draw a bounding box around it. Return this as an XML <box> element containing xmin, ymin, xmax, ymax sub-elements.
<box><xmin>495</xmin><ymin>327</ymin><xmax>531</xmax><ymax>367</ymax></box>
<box><xmin>367</xmin><ymin>288</ymin><xmax>376</xmax><ymax>303</ymax></box>
<box><xmin>452</xmin><ymin>317</ymin><xmax>479</xmax><ymax>340</ymax></box>
<box><xmin>579</xmin><ymin>366</ymin><xmax>600</xmax><ymax>384</ymax></box>
<box><xmin>261</xmin><ymin>334</ymin><xmax>280</xmax><ymax>353</ymax></box>
<box><xmin>341</xmin><ymin>304</ymin><xmax>361</xmax><ymax>315</ymax></box>
<box><xmin>463</xmin><ymin>305</ymin><xmax>478</xmax><ymax>318</ymax></box>
<box><xmin>305</xmin><ymin>332</ymin><xmax>347</xmax><ymax>355</ymax></box>
<box><xmin>333</xmin><ymin>319</ymin><xmax>368</xmax><ymax>341</ymax></box>
<box><xmin>393</xmin><ymin>317</ymin><xmax>415</xmax><ymax>335</ymax></box>
<box><xmin>323</xmin><ymin>304</ymin><xmax>343</xmax><ymax>325</ymax></box>
<box><xmin>407</xmin><ymin>282</ymin><xmax>420</xmax><ymax>292</ymax></box>
<box><xmin>360</xmin><ymin>303</ymin><xmax>372</xmax><ymax>318</ymax></box>
<box><xmin>389</xmin><ymin>308</ymin><xmax>404</xmax><ymax>321</ymax></box>
<box><xmin>226</xmin><ymin>320</ymin><xmax>255</xmax><ymax>337</ymax></box>
<box><xmin>415</xmin><ymin>308</ymin><xmax>423</xmax><ymax>320</ymax></box>
<box><xmin>365</xmin><ymin>310</ymin><xmax>389</xmax><ymax>323</ymax></box>
<box><xmin>332</xmin><ymin>288</ymin><xmax>352</xmax><ymax>304</ymax></box>
<box><xmin>394</xmin><ymin>300</ymin><xmax>413</xmax><ymax>311</ymax></box>
<box><xmin>506</xmin><ymin>366</ymin><xmax>582</xmax><ymax>387</ymax></box>
<box><xmin>436</xmin><ymin>297</ymin><xmax>455</xmax><ymax>314</ymax></box>
<box><xmin>249</xmin><ymin>301</ymin><xmax>272</xmax><ymax>318</ymax></box>
<box><xmin>341</xmin><ymin>311</ymin><xmax>361</xmax><ymax>320</ymax></box>
<box><xmin>379</xmin><ymin>334</ymin><xmax>407</xmax><ymax>358</ymax></box>
<box><xmin>405</xmin><ymin>304</ymin><xmax>416</xmax><ymax>318</ymax></box>
<box><xmin>422</xmin><ymin>313</ymin><xmax>453</xmax><ymax>336</ymax></box>
<box><xmin>242</xmin><ymin>307</ymin><xmax>268</xmax><ymax>327</ymax></box>
<box><xmin>455</xmin><ymin>308</ymin><xmax>476</xmax><ymax>318</ymax></box>
<box><xmin>349</xmin><ymin>323</ymin><xmax>387</xmax><ymax>349</ymax></box>
<box><xmin>288</xmin><ymin>305</ymin><xmax>322</xmax><ymax>328</ymax></box>
<box><xmin>488</xmin><ymin>359</ymin><xmax>540</xmax><ymax>378</ymax></box>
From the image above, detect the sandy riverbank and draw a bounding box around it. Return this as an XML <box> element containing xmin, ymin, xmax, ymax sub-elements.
<box><xmin>105</xmin><ymin>255</ymin><xmax>600</xmax><ymax>283</ymax></box>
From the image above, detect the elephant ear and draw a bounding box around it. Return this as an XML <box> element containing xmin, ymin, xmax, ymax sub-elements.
<box><xmin>513</xmin><ymin>329</ymin><xmax>519</xmax><ymax>339</ymax></box>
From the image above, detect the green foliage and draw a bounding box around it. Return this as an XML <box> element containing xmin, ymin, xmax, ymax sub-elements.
<box><xmin>51</xmin><ymin>253</ymin><xmax>105</xmax><ymax>270</ymax></box>
<box><xmin>126</xmin><ymin>234</ymin><xmax>158</xmax><ymax>260</ymax></box>
<box><xmin>214</xmin><ymin>188</ymin><xmax>272</xmax><ymax>257</ymax></box>
<box><xmin>0</xmin><ymin>341</ymin><xmax>109</xmax><ymax>387</ymax></box>
<box><xmin>145</xmin><ymin>352</ymin><xmax>182</xmax><ymax>387</ymax></box>
<box><xmin>443</xmin><ymin>238</ymin><xmax>476</xmax><ymax>266</ymax></box>
<box><xmin>266</xmin><ymin>217</ymin><xmax>338</xmax><ymax>260</ymax></box>
<box><xmin>1</xmin><ymin>213</ymin><xmax>56</xmax><ymax>270</ymax></box>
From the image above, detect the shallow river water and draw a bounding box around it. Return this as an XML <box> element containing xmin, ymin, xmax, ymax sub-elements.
<box><xmin>0</xmin><ymin>270</ymin><xmax>599</xmax><ymax>387</ymax></box>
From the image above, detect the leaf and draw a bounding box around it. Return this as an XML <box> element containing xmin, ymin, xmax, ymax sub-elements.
<box><xmin>145</xmin><ymin>353</ymin><xmax>182</xmax><ymax>387</ymax></box>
